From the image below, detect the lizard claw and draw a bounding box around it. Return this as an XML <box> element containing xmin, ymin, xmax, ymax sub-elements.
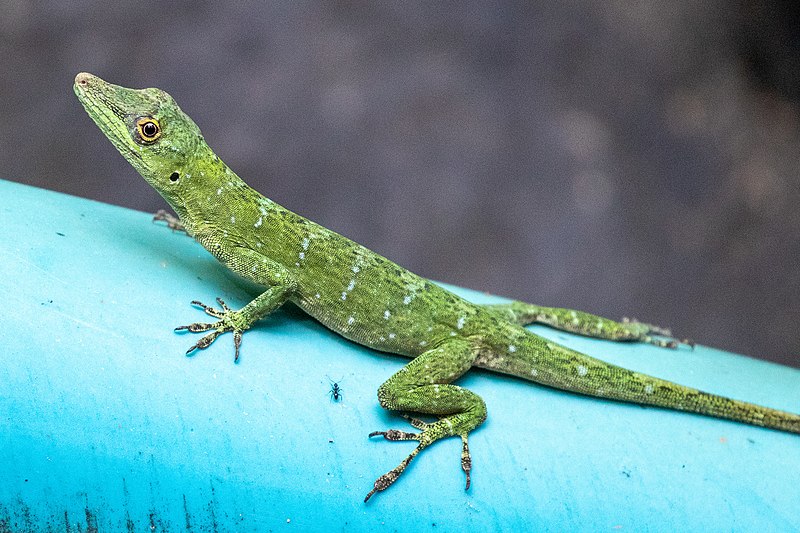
<box><xmin>190</xmin><ymin>299</ymin><xmax>226</xmax><ymax>319</ymax></box>
<box><xmin>175</xmin><ymin>321</ymin><xmax>219</xmax><ymax>333</ymax></box>
<box><xmin>368</xmin><ymin>429</ymin><xmax>420</xmax><ymax>441</ymax></box>
<box><xmin>364</xmin><ymin>447</ymin><xmax>420</xmax><ymax>502</ymax></box>
<box><xmin>400</xmin><ymin>414</ymin><xmax>429</xmax><ymax>430</ymax></box>
<box><xmin>184</xmin><ymin>329</ymin><xmax>224</xmax><ymax>354</ymax></box>
<box><xmin>216</xmin><ymin>297</ymin><xmax>232</xmax><ymax>312</ymax></box>
<box><xmin>234</xmin><ymin>330</ymin><xmax>243</xmax><ymax>362</ymax></box>
<box><xmin>460</xmin><ymin>434</ymin><xmax>472</xmax><ymax>491</ymax></box>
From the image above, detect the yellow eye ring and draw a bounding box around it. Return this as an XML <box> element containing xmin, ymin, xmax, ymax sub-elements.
<box><xmin>135</xmin><ymin>117</ymin><xmax>161</xmax><ymax>142</ymax></box>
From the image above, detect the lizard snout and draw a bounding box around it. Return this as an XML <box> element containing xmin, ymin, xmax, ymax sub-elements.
<box><xmin>75</xmin><ymin>72</ymin><xmax>98</xmax><ymax>87</ymax></box>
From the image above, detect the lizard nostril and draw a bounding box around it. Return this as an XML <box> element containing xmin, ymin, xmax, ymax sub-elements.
<box><xmin>75</xmin><ymin>72</ymin><xmax>93</xmax><ymax>86</ymax></box>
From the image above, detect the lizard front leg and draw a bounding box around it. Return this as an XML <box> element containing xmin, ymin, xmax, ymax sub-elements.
<box><xmin>176</xmin><ymin>251</ymin><xmax>297</xmax><ymax>362</ymax></box>
<box><xmin>484</xmin><ymin>301</ymin><xmax>693</xmax><ymax>348</ymax></box>
<box><xmin>153</xmin><ymin>209</ymin><xmax>189</xmax><ymax>234</ymax></box>
<box><xmin>365</xmin><ymin>338</ymin><xmax>486</xmax><ymax>502</ymax></box>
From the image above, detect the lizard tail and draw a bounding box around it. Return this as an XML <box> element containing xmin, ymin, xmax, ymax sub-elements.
<box><xmin>475</xmin><ymin>335</ymin><xmax>800</xmax><ymax>435</ymax></box>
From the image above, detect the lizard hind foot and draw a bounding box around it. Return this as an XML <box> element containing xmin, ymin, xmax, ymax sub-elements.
<box><xmin>622</xmin><ymin>317</ymin><xmax>695</xmax><ymax>350</ymax></box>
<box><xmin>365</xmin><ymin>416</ymin><xmax>475</xmax><ymax>501</ymax></box>
<box><xmin>643</xmin><ymin>336</ymin><xmax>696</xmax><ymax>350</ymax></box>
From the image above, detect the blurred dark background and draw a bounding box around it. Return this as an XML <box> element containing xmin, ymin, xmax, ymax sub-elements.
<box><xmin>1</xmin><ymin>1</ymin><xmax>798</xmax><ymax>366</ymax></box>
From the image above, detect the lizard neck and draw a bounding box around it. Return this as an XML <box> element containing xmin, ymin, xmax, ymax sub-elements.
<box><xmin>168</xmin><ymin>151</ymin><xmax>266</xmax><ymax>236</ymax></box>
<box><xmin>175</xmin><ymin>158</ymin><xmax>291</xmax><ymax>264</ymax></box>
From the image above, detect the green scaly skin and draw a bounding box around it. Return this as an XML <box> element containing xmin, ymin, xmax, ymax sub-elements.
<box><xmin>74</xmin><ymin>73</ymin><xmax>800</xmax><ymax>502</ymax></box>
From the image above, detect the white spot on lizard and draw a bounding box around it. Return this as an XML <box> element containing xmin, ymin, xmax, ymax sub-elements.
<box><xmin>403</xmin><ymin>295</ymin><xmax>412</xmax><ymax>305</ymax></box>
<box><xmin>577</xmin><ymin>365</ymin><xmax>588</xmax><ymax>377</ymax></box>
<box><xmin>341</xmin><ymin>292</ymin><xmax>347</xmax><ymax>301</ymax></box>
<box><xmin>347</xmin><ymin>316</ymin><xmax>355</xmax><ymax>325</ymax></box>
<box><xmin>457</xmin><ymin>316</ymin><xmax>466</xmax><ymax>329</ymax></box>
<box><xmin>644</xmin><ymin>384</ymin><xmax>654</xmax><ymax>395</ymax></box>
<box><xmin>254</xmin><ymin>217</ymin><xmax>263</xmax><ymax>228</ymax></box>
<box><xmin>508</xmin><ymin>344</ymin><xmax>517</xmax><ymax>353</ymax></box>
<box><xmin>383</xmin><ymin>310</ymin><xmax>391</xmax><ymax>320</ymax></box>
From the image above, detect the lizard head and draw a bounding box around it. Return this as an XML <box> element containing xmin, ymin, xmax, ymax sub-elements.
<box><xmin>74</xmin><ymin>72</ymin><xmax>209</xmax><ymax>215</ymax></box>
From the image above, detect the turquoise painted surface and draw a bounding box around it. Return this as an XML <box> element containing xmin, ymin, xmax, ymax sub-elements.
<box><xmin>0</xmin><ymin>178</ymin><xmax>798</xmax><ymax>532</ymax></box>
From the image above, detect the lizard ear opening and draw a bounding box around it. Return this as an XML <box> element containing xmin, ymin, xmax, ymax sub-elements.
<box><xmin>169</xmin><ymin>172</ymin><xmax>180</xmax><ymax>182</ymax></box>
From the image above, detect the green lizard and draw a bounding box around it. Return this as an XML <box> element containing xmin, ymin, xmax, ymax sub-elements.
<box><xmin>74</xmin><ymin>72</ymin><xmax>800</xmax><ymax>502</ymax></box>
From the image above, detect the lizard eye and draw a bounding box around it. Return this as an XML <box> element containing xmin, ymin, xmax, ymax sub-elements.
<box><xmin>135</xmin><ymin>117</ymin><xmax>161</xmax><ymax>143</ymax></box>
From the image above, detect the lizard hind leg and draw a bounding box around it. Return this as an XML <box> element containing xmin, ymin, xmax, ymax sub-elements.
<box><xmin>365</xmin><ymin>339</ymin><xmax>486</xmax><ymax>502</ymax></box>
<box><xmin>484</xmin><ymin>301</ymin><xmax>694</xmax><ymax>349</ymax></box>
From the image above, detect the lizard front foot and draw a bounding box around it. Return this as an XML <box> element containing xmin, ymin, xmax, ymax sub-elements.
<box><xmin>175</xmin><ymin>298</ymin><xmax>247</xmax><ymax>362</ymax></box>
<box><xmin>153</xmin><ymin>209</ymin><xmax>188</xmax><ymax>233</ymax></box>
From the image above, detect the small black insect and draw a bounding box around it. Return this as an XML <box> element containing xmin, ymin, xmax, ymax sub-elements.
<box><xmin>327</xmin><ymin>376</ymin><xmax>343</xmax><ymax>402</ymax></box>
